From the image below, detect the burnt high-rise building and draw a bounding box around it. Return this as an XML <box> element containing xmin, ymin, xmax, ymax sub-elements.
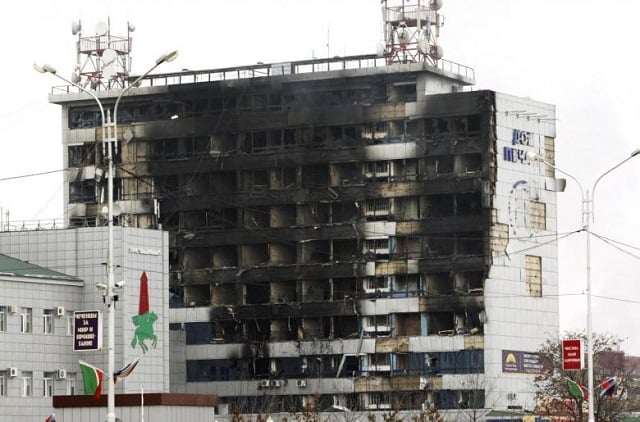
<box><xmin>47</xmin><ymin>3</ymin><xmax>558</xmax><ymax>418</ymax></box>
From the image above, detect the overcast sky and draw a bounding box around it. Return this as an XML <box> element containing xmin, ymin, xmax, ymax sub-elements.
<box><xmin>1</xmin><ymin>0</ymin><xmax>639</xmax><ymax>354</ymax></box>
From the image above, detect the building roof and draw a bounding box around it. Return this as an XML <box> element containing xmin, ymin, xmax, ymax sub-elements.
<box><xmin>0</xmin><ymin>253</ymin><xmax>79</xmax><ymax>282</ymax></box>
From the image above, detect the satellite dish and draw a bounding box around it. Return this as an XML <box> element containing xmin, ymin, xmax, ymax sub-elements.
<box><xmin>376</xmin><ymin>43</ymin><xmax>385</xmax><ymax>57</ymax></box>
<box><xmin>102</xmin><ymin>49</ymin><xmax>117</xmax><ymax>66</ymax></box>
<box><xmin>417</xmin><ymin>39</ymin><xmax>429</xmax><ymax>55</ymax></box>
<box><xmin>429</xmin><ymin>0</ymin><xmax>443</xmax><ymax>11</ymax></box>
<box><xmin>95</xmin><ymin>21</ymin><xmax>108</xmax><ymax>36</ymax></box>
<box><xmin>71</xmin><ymin>70</ymin><xmax>81</xmax><ymax>84</ymax></box>
<box><xmin>128</xmin><ymin>21</ymin><xmax>136</xmax><ymax>32</ymax></box>
<box><xmin>429</xmin><ymin>44</ymin><xmax>444</xmax><ymax>60</ymax></box>
<box><xmin>102</xmin><ymin>65</ymin><xmax>117</xmax><ymax>79</ymax></box>
<box><xmin>71</xmin><ymin>20</ymin><xmax>81</xmax><ymax>35</ymax></box>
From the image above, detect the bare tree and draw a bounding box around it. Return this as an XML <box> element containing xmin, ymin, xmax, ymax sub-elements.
<box><xmin>533</xmin><ymin>331</ymin><xmax>633</xmax><ymax>422</ymax></box>
<box><xmin>456</xmin><ymin>373</ymin><xmax>495</xmax><ymax>422</ymax></box>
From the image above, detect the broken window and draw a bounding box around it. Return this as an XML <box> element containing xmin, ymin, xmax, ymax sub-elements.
<box><xmin>455</xmin><ymin>153</ymin><xmax>482</xmax><ymax>174</ymax></box>
<box><xmin>301</xmin><ymin>165</ymin><xmax>328</xmax><ymax>188</ymax></box>
<box><xmin>69</xmin><ymin>181</ymin><xmax>95</xmax><ymax>203</ymax></box>
<box><xmin>425</xmin><ymin>194</ymin><xmax>454</xmax><ymax>217</ymax></box>
<box><xmin>456</xmin><ymin>193</ymin><xmax>482</xmax><ymax>216</ymax></box>
<box><xmin>525</xmin><ymin>255</ymin><xmax>542</xmax><ymax>297</ymax></box>
<box><xmin>429</xmin><ymin>312</ymin><xmax>455</xmax><ymax>335</ymax></box>
<box><xmin>240</xmin><ymin>244</ymin><xmax>269</xmax><ymax>266</ymax></box>
<box><xmin>68</xmin><ymin>144</ymin><xmax>95</xmax><ymax>167</ymax></box>
<box><xmin>425</xmin><ymin>272</ymin><xmax>452</xmax><ymax>295</ymax></box>
<box><xmin>456</xmin><ymin>232</ymin><xmax>484</xmax><ymax>255</ymax></box>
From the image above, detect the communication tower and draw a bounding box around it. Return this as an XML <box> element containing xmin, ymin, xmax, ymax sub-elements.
<box><xmin>381</xmin><ymin>0</ymin><xmax>444</xmax><ymax>65</ymax></box>
<box><xmin>71</xmin><ymin>18</ymin><xmax>134</xmax><ymax>90</ymax></box>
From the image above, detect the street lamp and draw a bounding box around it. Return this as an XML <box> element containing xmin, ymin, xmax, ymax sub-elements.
<box><xmin>528</xmin><ymin>148</ymin><xmax>640</xmax><ymax>422</ymax></box>
<box><xmin>36</xmin><ymin>50</ymin><xmax>177</xmax><ymax>422</ymax></box>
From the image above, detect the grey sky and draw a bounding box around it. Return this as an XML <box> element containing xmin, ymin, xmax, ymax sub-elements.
<box><xmin>1</xmin><ymin>0</ymin><xmax>638</xmax><ymax>354</ymax></box>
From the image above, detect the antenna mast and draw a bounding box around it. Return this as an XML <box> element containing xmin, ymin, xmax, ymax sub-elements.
<box><xmin>381</xmin><ymin>0</ymin><xmax>444</xmax><ymax>65</ymax></box>
<box><xmin>71</xmin><ymin>18</ymin><xmax>135</xmax><ymax>90</ymax></box>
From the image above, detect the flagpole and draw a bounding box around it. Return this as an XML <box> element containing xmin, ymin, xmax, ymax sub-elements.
<box><xmin>141</xmin><ymin>384</ymin><xmax>144</xmax><ymax>422</ymax></box>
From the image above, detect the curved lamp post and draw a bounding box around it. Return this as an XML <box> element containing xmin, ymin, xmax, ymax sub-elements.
<box><xmin>36</xmin><ymin>50</ymin><xmax>177</xmax><ymax>422</ymax></box>
<box><xmin>528</xmin><ymin>148</ymin><xmax>640</xmax><ymax>422</ymax></box>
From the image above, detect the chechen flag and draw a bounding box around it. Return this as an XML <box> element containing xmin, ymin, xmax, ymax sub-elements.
<box><xmin>45</xmin><ymin>414</ymin><xmax>56</xmax><ymax>422</ymax></box>
<box><xmin>567</xmin><ymin>378</ymin><xmax>588</xmax><ymax>400</ymax></box>
<box><xmin>79</xmin><ymin>360</ymin><xmax>105</xmax><ymax>399</ymax></box>
<box><xmin>114</xmin><ymin>356</ymin><xmax>141</xmax><ymax>384</ymax></box>
<box><xmin>599</xmin><ymin>376</ymin><xmax>617</xmax><ymax>397</ymax></box>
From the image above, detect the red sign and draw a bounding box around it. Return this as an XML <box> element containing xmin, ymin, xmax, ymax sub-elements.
<box><xmin>562</xmin><ymin>339</ymin><xmax>583</xmax><ymax>370</ymax></box>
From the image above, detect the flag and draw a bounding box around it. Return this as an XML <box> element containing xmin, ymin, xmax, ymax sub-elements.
<box><xmin>79</xmin><ymin>360</ymin><xmax>105</xmax><ymax>399</ymax></box>
<box><xmin>567</xmin><ymin>378</ymin><xmax>588</xmax><ymax>400</ymax></box>
<box><xmin>114</xmin><ymin>356</ymin><xmax>141</xmax><ymax>384</ymax></box>
<box><xmin>45</xmin><ymin>414</ymin><xmax>56</xmax><ymax>422</ymax></box>
<box><xmin>599</xmin><ymin>376</ymin><xmax>617</xmax><ymax>397</ymax></box>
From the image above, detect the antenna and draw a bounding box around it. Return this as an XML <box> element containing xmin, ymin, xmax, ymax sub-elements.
<box><xmin>381</xmin><ymin>0</ymin><xmax>445</xmax><ymax>66</ymax></box>
<box><xmin>72</xmin><ymin>17</ymin><xmax>134</xmax><ymax>90</ymax></box>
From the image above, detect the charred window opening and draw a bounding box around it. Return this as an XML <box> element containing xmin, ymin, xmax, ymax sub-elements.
<box><xmin>333</xmin><ymin>239</ymin><xmax>358</xmax><ymax>262</ymax></box>
<box><xmin>201</xmin><ymin>208</ymin><xmax>236</xmax><ymax>230</ymax></box>
<box><xmin>301</xmin><ymin>165</ymin><xmax>328</xmax><ymax>188</ymax></box>
<box><xmin>426</xmin><ymin>272</ymin><xmax>452</xmax><ymax>295</ymax></box>
<box><xmin>270</xmin><ymin>168</ymin><xmax>296</xmax><ymax>190</ymax></box>
<box><xmin>268</xmin><ymin>243</ymin><xmax>296</xmax><ymax>264</ymax></box>
<box><xmin>298</xmin><ymin>203</ymin><xmax>329</xmax><ymax>225</ymax></box>
<box><xmin>211</xmin><ymin>285</ymin><xmax>237</xmax><ymax>310</ymax></box>
<box><xmin>434</xmin><ymin>155</ymin><xmax>454</xmax><ymax>175</ymax></box>
<box><xmin>392</xmin><ymin>159</ymin><xmax>418</xmax><ymax>181</ymax></box>
<box><xmin>212</xmin><ymin>246</ymin><xmax>237</xmax><ymax>268</ymax></box>
<box><xmin>426</xmin><ymin>194</ymin><xmax>454</xmax><ymax>217</ymax></box>
<box><xmin>69</xmin><ymin>180</ymin><xmax>95</xmax><ymax>203</ymax></box>
<box><xmin>69</xmin><ymin>108</ymin><xmax>102</xmax><ymax>129</ymax></box>
<box><xmin>456</xmin><ymin>232</ymin><xmax>484</xmax><ymax>255</ymax></box>
<box><xmin>68</xmin><ymin>144</ymin><xmax>95</xmax><ymax>167</ymax></box>
<box><xmin>332</xmin><ymin>201</ymin><xmax>359</xmax><ymax>223</ymax></box>
<box><xmin>394</xmin><ymin>274</ymin><xmax>421</xmax><ymax>297</ymax></box>
<box><xmin>184</xmin><ymin>285</ymin><xmax>210</xmax><ymax>307</ymax></box>
<box><xmin>210</xmin><ymin>171</ymin><xmax>236</xmax><ymax>194</ymax></box>
<box><xmin>269</xmin><ymin>205</ymin><xmax>296</xmax><ymax>228</ymax></box>
<box><xmin>456</xmin><ymin>192</ymin><xmax>482</xmax><ymax>216</ymax></box>
<box><xmin>300</xmin><ymin>240</ymin><xmax>330</xmax><ymax>264</ymax></box>
<box><xmin>330</xmin><ymin>162</ymin><xmax>360</xmax><ymax>186</ymax></box>
<box><xmin>334</xmin><ymin>316</ymin><xmax>359</xmax><ymax>338</ymax></box>
<box><xmin>429</xmin><ymin>312</ymin><xmax>455</xmax><ymax>335</ymax></box>
<box><xmin>241</xmin><ymin>169</ymin><xmax>268</xmax><ymax>191</ymax></box>
<box><xmin>242</xmin><ymin>206</ymin><xmax>269</xmax><ymax>228</ymax></box>
<box><xmin>245</xmin><ymin>282</ymin><xmax>270</xmax><ymax>305</ymax></box>
<box><xmin>333</xmin><ymin>278</ymin><xmax>357</xmax><ymax>301</ymax></box>
<box><xmin>389</xmin><ymin>82</ymin><xmax>416</xmax><ymax>102</ymax></box>
<box><xmin>301</xmin><ymin>280</ymin><xmax>330</xmax><ymax>302</ymax></box>
<box><xmin>240</xmin><ymin>243</ymin><xmax>268</xmax><ymax>266</ymax></box>
<box><xmin>455</xmin><ymin>271</ymin><xmax>484</xmax><ymax>295</ymax></box>
<box><xmin>212</xmin><ymin>320</ymin><xmax>241</xmax><ymax>343</ymax></box>
<box><xmin>183</xmin><ymin>247</ymin><xmax>209</xmax><ymax>271</ymax></box>
<box><xmin>394</xmin><ymin>236</ymin><xmax>422</xmax><ymax>259</ymax></box>
<box><xmin>455</xmin><ymin>153</ymin><xmax>482</xmax><ymax>174</ymax></box>
<box><xmin>425</xmin><ymin>235</ymin><xmax>455</xmax><ymax>257</ymax></box>
<box><xmin>270</xmin><ymin>318</ymin><xmax>300</xmax><ymax>341</ymax></box>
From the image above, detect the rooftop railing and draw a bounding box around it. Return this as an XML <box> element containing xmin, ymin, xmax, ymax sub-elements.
<box><xmin>50</xmin><ymin>54</ymin><xmax>475</xmax><ymax>95</ymax></box>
